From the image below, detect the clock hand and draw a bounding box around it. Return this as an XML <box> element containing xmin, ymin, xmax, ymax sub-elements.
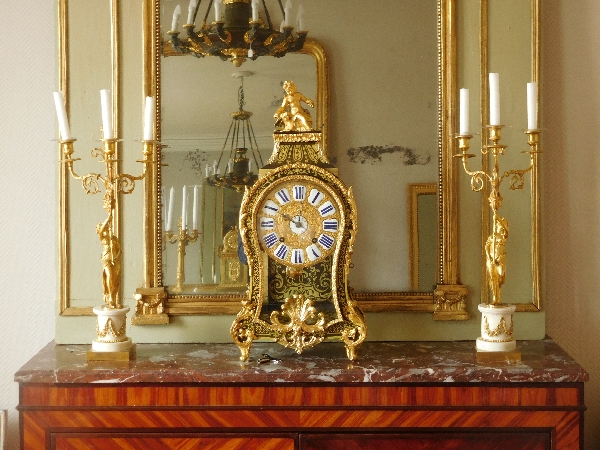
<box><xmin>282</xmin><ymin>213</ymin><xmax>303</xmax><ymax>228</ymax></box>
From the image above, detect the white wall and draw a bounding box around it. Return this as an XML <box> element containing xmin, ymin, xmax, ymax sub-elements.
<box><xmin>542</xmin><ymin>2</ymin><xmax>600</xmax><ymax>448</ymax></box>
<box><xmin>1</xmin><ymin>1</ymin><xmax>599</xmax><ymax>449</ymax></box>
<box><xmin>0</xmin><ymin>1</ymin><xmax>56</xmax><ymax>448</ymax></box>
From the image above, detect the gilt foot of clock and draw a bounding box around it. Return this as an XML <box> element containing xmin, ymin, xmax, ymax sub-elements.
<box><xmin>230</xmin><ymin>318</ymin><xmax>256</xmax><ymax>362</ymax></box>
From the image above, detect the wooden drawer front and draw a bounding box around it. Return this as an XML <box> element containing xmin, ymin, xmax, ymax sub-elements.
<box><xmin>51</xmin><ymin>433</ymin><xmax>296</xmax><ymax>450</ymax></box>
<box><xmin>300</xmin><ymin>432</ymin><xmax>551</xmax><ymax>450</ymax></box>
<box><xmin>22</xmin><ymin>409</ymin><xmax>581</xmax><ymax>450</ymax></box>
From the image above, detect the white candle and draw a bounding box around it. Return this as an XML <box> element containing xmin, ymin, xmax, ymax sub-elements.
<box><xmin>171</xmin><ymin>4</ymin><xmax>181</xmax><ymax>31</ymax></box>
<box><xmin>143</xmin><ymin>96</ymin><xmax>155</xmax><ymax>141</ymax></box>
<box><xmin>205</xmin><ymin>163</ymin><xmax>210</xmax><ymax>178</ymax></box>
<box><xmin>459</xmin><ymin>88</ymin><xmax>469</xmax><ymax>135</ymax></box>
<box><xmin>284</xmin><ymin>0</ymin><xmax>292</xmax><ymax>26</ymax></box>
<box><xmin>213</xmin><ymin>160</ymin><xmax>219</xmax><ymax>175</ymax></box>
<box><xmin>187</xmin><ymin>0</ymin><xmax>196</xmax><ymax>24</ymax></box>
<box><xmin>489</xmin><ymin>73</ymin><xmax>500</xmax><ymax>126</ymax></box>
<box><xmin>214</xmin><ymin>0</ymin><xmax>223</xmax><ymax>21</ymax></box>
<box><xmin>182</xmin><ymin>185</ymin><xmax>187</xmax><ymax>231</ymax></box>
<box><xmin>296</xmin><ymin>4</ymin><xmax>305</xmax><ymax>30</ymax></box>
<box><xmin>166</xmin><ymin>186</ymin><xmax>174</xmax><ymax>231</ymax></box>
<box><xmin>251</xmin><ymin>0</ymin><xmax>259</xmax><ymax>21</ymax></box>
<box><xmin>192</xmin><ymin>185</ymin><xmax>198</xmax><ymax>230</ymax></box>
<box><xmin>227</xmin><ymin>158</ymin><xmax>233</xmax><ymax>173</ymax></box>
<box><xmin>527</xmin><ymin>82</ymin><xmax>538</xmax><ymax>130</ymax></box>
<box><xmin>100</xmin><ymin>89</ymin><xmax>113</xmax><ymax>139</ymax></box>
<box><xmin>53</xmin><ymin>91</ymin><xmax>71</xmax><ymax>140</ymax></box>
<box><xmin>248</xmin><ymin>159</ymin><xmax>252</xmax><ymax>172</ymax></box>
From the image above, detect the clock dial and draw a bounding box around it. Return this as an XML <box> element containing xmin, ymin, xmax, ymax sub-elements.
<box><xmin>257</xmin><ymin>179</ymin><xmax>342</xmax><ymax>267</ymax></box>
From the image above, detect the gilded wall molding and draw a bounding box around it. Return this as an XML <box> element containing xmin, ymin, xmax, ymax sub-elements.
<box><xmin>58</xmin><ymin>0</ymin><xmax>122</xmax><ymax>316</ymax></box>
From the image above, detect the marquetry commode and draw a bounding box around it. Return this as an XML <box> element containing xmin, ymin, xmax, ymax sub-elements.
<box><xmin>16</xmin><ymin>339</ymin><xmax>587</xmax><ymax>449</ymax></box>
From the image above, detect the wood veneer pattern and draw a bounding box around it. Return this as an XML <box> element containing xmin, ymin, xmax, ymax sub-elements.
<box><xmin>20</xmin><ymin>384</ymin><xmax>582</xmax><ymax>408</ymax></box>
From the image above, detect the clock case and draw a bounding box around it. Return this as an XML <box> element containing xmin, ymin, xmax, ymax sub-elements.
<box><xmin>231</xmin><ymin>131</ymin><xmax>367</xmax><ymax>361</ymax></box>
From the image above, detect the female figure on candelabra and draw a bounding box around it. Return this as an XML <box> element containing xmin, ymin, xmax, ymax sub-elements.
<box><xmin>274</xmin><ymin>80</ymin><xmax>315</xmax><ymax>131</ymax></box>
<box><xmin>485</xmin><ymin>215</ymin><xmax>508</xmax><ymax>305</ymax></box>
<box><xmin>97</xmin><ymin>191</ymin><xmax>122</xmax><ymax>309</ymax></box>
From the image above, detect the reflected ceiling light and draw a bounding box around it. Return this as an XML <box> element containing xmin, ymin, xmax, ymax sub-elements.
<box><xmin>205</xmin><ymin>71</ymin><xmax>264</xmax><ymax>192</ymax></box>
<box><xmin>167</xmin><ymin>0</ymin><xmax>308</xmax><ymax>67</ymax></box>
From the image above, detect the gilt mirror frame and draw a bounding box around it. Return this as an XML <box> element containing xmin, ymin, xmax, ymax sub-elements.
<box><xmin>57</xmin><ymin>0</ymin><xmax>541</xmax><ymax>320</ymax></box>
<box><xmin>132</xmin><ymin>0</ymin><xmax>467</xmax><ymax>320</ymax></box>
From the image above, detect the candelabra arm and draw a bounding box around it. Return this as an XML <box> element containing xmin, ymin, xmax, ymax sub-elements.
<box><xmin>453</xmin><ymin>134</ymin><xmax>491</xmax><ymax>192</ymax></box>
<box><xmin>498</xmin><ymin>130</ymin><xmax>541</xmax><ymax>191</ymax></box>
<box><xmin>108</xmin><ymin>140</ymin><xmax>157</xmax><ymax>195</ymax></box>
<box><xmin>60</xmin><ymin>139</ymin><xmax>107</xmax><ymax>194</ymax></box>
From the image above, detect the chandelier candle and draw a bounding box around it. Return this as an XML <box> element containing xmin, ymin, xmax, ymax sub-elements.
<box><xmin>251</xmin><ymin>0</ymin><xmax>259</xmax><ymax>21</ymax></box>
<box><xmin>297</xmin><ymin>4</ymin><xmax>305</xmax><ymax>31</ymax></box>
<box><xmin>187</xmin><ymin>0</ymin><xmax>196</xmax><ymax>25</ymax></box>
<box><xmin>171</xmin><ymin>4</ymin><xmax>181</xmax><ymax>31</ymax></box>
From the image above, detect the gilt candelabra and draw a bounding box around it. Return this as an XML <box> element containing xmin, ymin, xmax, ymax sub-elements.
<box><xmin>455</xmin><ymin>75</ymin><xmax>540</xmax><ymax>358</ymax></box>
<box><xmin>166</xmin><ymin>217</ymin><xmax>199</xmax><ymax>294</ymax></box>
<box><xmin>55</xmin><ymin>91</ymin><xmax>157</xmax><ymax>360</ymax></box>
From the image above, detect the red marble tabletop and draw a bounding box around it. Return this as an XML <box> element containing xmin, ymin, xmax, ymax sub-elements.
<box><xmin>14</xmin><ymin>338</ymin><xmax>588</xmax><ymax>385</ymax></box>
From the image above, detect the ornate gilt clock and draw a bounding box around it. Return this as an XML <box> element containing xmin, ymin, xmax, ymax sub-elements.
<box><xmin>231</xmin><ymin>81</ymin><xmax>366</xmax><ymax>361</ymax></box>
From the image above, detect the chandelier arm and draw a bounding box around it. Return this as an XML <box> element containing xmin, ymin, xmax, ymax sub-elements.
<box><xmin>228</xmin><ymin>121</ymin><xmax>239</xmax><ymax>166</ymax></box>
<box><xmin>218</xmin><ymin>120</ymin><xmax>236</xmax><ymax>169</ymax></box>
<box><xmin>186</xmin><ymin>28</ymin><xmax>213</xmax><ymax>54</ymax></box>
<box><xmin>242</xmin><ymin>117</ymin><xmax>248</xmax><ymax>150</ymax></box>
<box><xmin>277</xmin><ymin>0</ymin><xmax>285</xmax><ymax>16</ymax></box>
<box><xmin>192</xmin><ymin>0</ymin><xmax>202</xmax><ymax>25</ymax></box>
<box><xmin>203</xmin><ymin>0</ymin><xmax>214</xmax><ymax>25</ymax></box>
<box><xmin>246</xmin><ymin>119</ymin><xmax>264</xmax><ymax>167</ymax></box>
<box><xmin>261</xmin><ymin>0</ymin><xmax>274</xmax><ymax>30</ymax></box>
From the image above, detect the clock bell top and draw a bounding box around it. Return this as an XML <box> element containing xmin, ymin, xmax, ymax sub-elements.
<box><xmin>262</xmin><ymin>80</ymin><xmax>335</xmax><ymax>173</ymax></box>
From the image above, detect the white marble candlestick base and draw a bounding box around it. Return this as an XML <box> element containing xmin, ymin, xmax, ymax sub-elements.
<box><xmin>88</xmin><ymin>306</ymin><xmax>135</xmax><ymax>361</ymax></box>
<box><xmin>476</xmin><ymin>303</ymin><xmax>516</xmax><ymax>352</ymax></box>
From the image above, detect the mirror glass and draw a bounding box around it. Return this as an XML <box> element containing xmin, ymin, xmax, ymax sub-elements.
<box><xmin>457</xmin><ymin>0</ymin><xmax>539</xmax><ymax>309</ymax></box>
<box><xmin>157</xmin><ymin>0</ymin><xmax>439</xmax><ymax>299</ymax></box>
<box><xmin>160</xmin><ymin>7</ymin><xmax>317</xmax><ymax>294</ymax></box>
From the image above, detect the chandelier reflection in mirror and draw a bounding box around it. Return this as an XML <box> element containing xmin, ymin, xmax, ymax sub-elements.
<box><xmin>167</xmin><ymin>0</ymin><xmax>308</xmax><ymax>67</ymax></box>
<box><xmin>206</xmin><ymin>71</ymin><xmax>264</xmax><ymax>192</ymax></box>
